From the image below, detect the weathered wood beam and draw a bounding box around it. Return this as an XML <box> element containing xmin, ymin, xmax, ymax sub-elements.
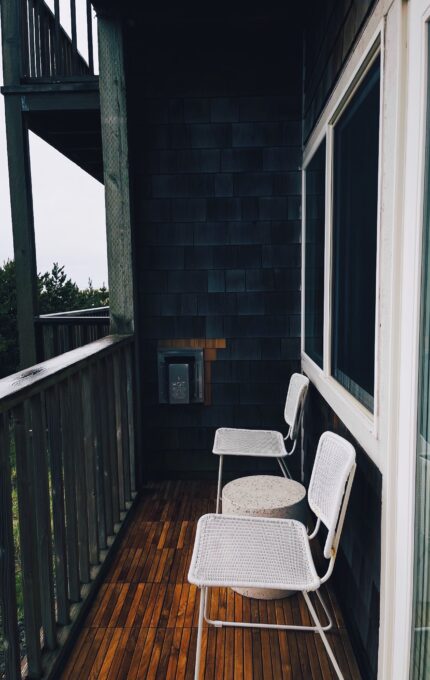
<box><xmin>97</xmin><ymin>15</ymin><xmax>135</xmax><ymax>334</ymax></box>
<box><xmin>1</xmin><ymin>0</ymin><xmax>39</xmax><ymax>369</ymax></box>
<box><xmin>3</xmin><ymin>97</ymin><xmax>38</xmax><ymax>369</ymax></box>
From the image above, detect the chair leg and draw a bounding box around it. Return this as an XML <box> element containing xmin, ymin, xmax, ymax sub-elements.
<box><xmin>216</xmin><ymin>455</ymin><xmax>223</xmax><ymax>513</ymax></box>
<box><xmin>277</xmin><ymin>457</ymin><xmax>292</xmax><ymax>479</ymax></box>
<box><xmin>194</xmin><ymin>587</ymin><xmax>206</xmax><ymax>680</ymax></box>
<box><xmin>303</xmin><ymin>591</ymin><xmax>343</xmax><ymax>680</ymax></box>
<box><xmin>203</xmin><ymin>586</ymin><xmax>332</xmax><ymax>633</ymax></box>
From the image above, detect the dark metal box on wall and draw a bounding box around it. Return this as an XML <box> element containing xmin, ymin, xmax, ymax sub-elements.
<box><xmin>157</xmin><ymin>349</ymin><xmax>204</xmax><ymax>404</ymax></box>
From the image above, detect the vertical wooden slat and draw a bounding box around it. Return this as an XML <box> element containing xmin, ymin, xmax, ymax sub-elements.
<box><xmin>125</xmin><ymin>345</ymin><xmax>136</xmax><ymax>493</ymax></box>
<box><xmin>30</xmin><ymin>392</ymin><xmax>56</xmax><ymax>650</ymax></box>
<box><xmin>41</xmin><ymin>3</ymin><xmax>49</xmax><ymax>76</ymax></box>
<box><xmin>0</xmin><ymin>413</ymin><xmax>21</xmax><ymax>680</ymax></box>
<box><xmin>82</xmin><ymin>368</ymin><xmax>99</xmax><ymax>566</ymax></box>
<box><xmin>21</xmin><ymin>0</ymin><xmax>30</xmax><ymax>77</ymax></box>
<box><xmin>53</xmin><ymin>0</ymin><xmax>60</xmax><ymax>75</ymax></box>
<box><xmin>33</xmin><ymin>0</ymin><xmax>41</xmax><ymax>76</ymax></box>
<box><xmin>45</xmin><ymin>385</ymin><xmax>69</xmax><ymax>626</ymax></box>
<box><xmin>91</xmin><ymin>363</ymin><xmax>107</xmax><ymax>549</ymax></box>
<box><xmin>119</xmin><ymin>349</ymin><xmax>131</xmax><ymax>503</ymax></box>
<box><xmin>70</xmin><ymin>0</ymin><xmax>77</xmax><ymax>70</ymax></box>
<box><xmin>106</xmin><ymin>355</ymin><xmax>120</xmax><ymax>524</ymax></box>
<box><xmin>113</xmin><ymin>351</ymin><xmax>125</xmax><ymax>512</ymax></box>
<box><xmin>28</xmin><ymin>0</ymin><xmax>36</xmax><ymax>77</ymax></box>
<box><xmin>71</xmin><ymin>373</ymin><xmax>90</xmax><ymax>584</ymax></box>
<box><xmin>60</xmin><ymin>380</ymin><xmax>81</xmax><ymax>603</ymax></box>
<box><xmin>12</xmin><ymin>402</ymin><xmax>43</xmax><ymax>677</ymax></box>
<box><xmin>86</xmin><ymin>0</ymin><xmax>94</xmax><ymax>73</ymax></box>
<box><xmin>97</xmin><ymin>358</ymin><xmax>114</xmax><ymax>537</ymax></box>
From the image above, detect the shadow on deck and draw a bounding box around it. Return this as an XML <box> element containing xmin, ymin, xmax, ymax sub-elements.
<box><xmin>60</xmin><ymin>481</ymin><xmax>362</xmax><ymax>679</ymax></box>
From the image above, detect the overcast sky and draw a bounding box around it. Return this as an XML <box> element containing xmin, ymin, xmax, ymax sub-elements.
<box><xmin>0</xmin><ymin>2</ymin><xmax>108</xmax><ymax>289</ymax></box>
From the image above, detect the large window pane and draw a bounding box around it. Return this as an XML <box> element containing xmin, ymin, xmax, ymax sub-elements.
<box><xmin>332</xmin><ymin>56</ymin><xmax>380</xmax><ymax>411</ymax></box>
<box><xmin>305</xmin><ymin>140</ymin><xmax>326</xmax><ymax>367</ymax></box>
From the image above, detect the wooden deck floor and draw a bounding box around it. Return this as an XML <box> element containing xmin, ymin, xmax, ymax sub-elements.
<box><xmin>60</xmin><ymin>481</ymin><xmax>362</xmax><ymax>679</ymax></box>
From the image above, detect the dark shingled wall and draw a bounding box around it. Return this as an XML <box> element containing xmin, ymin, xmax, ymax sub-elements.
<box><xmin>303</xmin><ymin>384</ymin><xmax>381</xmax><ymax>680</ymax></box>
<box><xmin>304</xmin><ymin>0</ymin><xmax>377</xmax><ymax>142</ymax></box>
<box><xmin>125</xmin><ymin>13</ymin><xmax>303</xmax><ymax>477</ymax></box>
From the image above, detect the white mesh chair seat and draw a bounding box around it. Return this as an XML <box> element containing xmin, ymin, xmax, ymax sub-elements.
<box><xmin>188</xmin><ymin>513</ymin><xmax>320</xmax><ymax>592</ymax></box>
<box><xmin>213</xmin><ymin>428</ymin><xmax>287</xmax><ymax>458</ymax></box>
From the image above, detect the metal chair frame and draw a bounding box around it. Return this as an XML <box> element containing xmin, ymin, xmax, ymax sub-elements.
<box><xmin>214</xmin><ymin>373</ymin><xmax>309</xmax><ymax>513</ymax></box>
<box><xmin>190</xmin><ymin>432</ymin><xmax>357</xmax><ymax>680</ymax></box>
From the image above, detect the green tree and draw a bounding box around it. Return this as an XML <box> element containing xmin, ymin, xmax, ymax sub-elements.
<box><xmin>0</xmin><ymin>259</ymin><xmax>19</xmax><ymax>377</ymax></box>
<box><xmin>0</xmin><ymin>260</ymin><xmax>109</xmax><ymax>378</ymax></box>
<box><xmin>38</xmin><ymin>262</ymin><xmax>83</xmax><ymax>314</ymax></box>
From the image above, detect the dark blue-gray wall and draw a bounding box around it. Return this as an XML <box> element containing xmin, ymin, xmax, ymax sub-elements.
<box><xmin>303</xmin><ymin>385</ymin><xmax>381</xmax><ymax>680</ymax></box>
<box><xmin>126</xmin><ymin>13</ymin><xmax>303</xmax><ymax>477</ymax></box>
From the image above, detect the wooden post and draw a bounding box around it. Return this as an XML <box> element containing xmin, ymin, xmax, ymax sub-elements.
<box><xmin>1</xmin><ymin>0</ymin><xmax>38</xmax><ymax>368</ymax></box>
<box><xmin>97</xmin><ymin>14</ymin><xmax>135</xmax><ymax>335</ymax></box>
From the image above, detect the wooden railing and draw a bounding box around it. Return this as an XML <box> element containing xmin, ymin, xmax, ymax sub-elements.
<box><xmin>0</xmin><ymin>335</ymin><xmax>136</xmax><ymax>679</ymax></box>
<box><xmin>21</xmin><ymin>0</ymin><xmax>96</xmax><ymax>80</ymax></box>
<box><xmin>35</xmin><ymin>307</ymin><xmax>110</xmax><ymax>361</ymax></box>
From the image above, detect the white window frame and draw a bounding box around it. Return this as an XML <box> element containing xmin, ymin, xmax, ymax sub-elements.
<box><xmin>301</xmin><ymin>32</ymin><xmax>383</xmax><ymax>463</ymax></box>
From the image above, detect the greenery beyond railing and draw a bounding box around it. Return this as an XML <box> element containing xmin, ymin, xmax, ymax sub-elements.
<box><xmin>35</xmin><ymin>306</ymin><xmax>110</xmax><ymax>361</ymax></box>
<box><xmin>0</xmin><ymin>335</ymin><xmax>136</xmax><ymax>679</ymax></box>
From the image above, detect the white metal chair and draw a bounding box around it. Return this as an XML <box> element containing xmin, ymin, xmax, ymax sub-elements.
<box><xmin>213</xmin><ymin>372</ymin><xmax>309</xmax><ymax>512</ymax></box>
<box><xmin>188</xmin><ymin>431</ymin><xmax>356</xmax><ymax>680</ymax></box>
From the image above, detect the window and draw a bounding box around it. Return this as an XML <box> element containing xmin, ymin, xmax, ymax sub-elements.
<box><xmin>304</xmin><ymin>140</ymin><xmax>326</xmax><ymax>367</ymax></box>
<box><xmin>302</xmin><ymin>52</ymin><xmax>381</xmax><ymax>416</ymax></box>
<box><xmin>331</xmin><ymin>56</ymin><xmax>380</xmax><ymax>411</ymax></box>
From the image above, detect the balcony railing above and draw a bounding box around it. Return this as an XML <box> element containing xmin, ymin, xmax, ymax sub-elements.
<box><xmin>35</xmin><ymin>306</ymin><xmax>110</xmax><ymax>362</ymax></box>
<box><xmin>0</xmin><ymin>335</ymin><xmax>136</xmax><ymax>679</ymax></box>
<box><xmin>21</xmin><ymin>0</ymin><xmax>96</xmax><ymax>81</ymax></box>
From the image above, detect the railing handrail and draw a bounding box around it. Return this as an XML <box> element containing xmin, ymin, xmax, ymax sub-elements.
<box><xmin>0</xmin><ymin>334</ymin><xmax>132</xmax><ymax>412</ymax></box>
<box><xmin>38</xmin><ymin>306</ymin><xmax>109</xmax><ymax>318</ymax></box>
<box><xmin>35</xmin><ymin>316</ymin><xmax>109</xmax><ymax>325</ymax></box>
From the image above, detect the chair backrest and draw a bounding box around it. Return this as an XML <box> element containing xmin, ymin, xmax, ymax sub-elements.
<box><xmin>308</xmin><ymin>431</ymin><xmax>356</xmax><ymax>559</ymax></box>
<box><xmin>284</xmin><ymin>373</ymin><xmax>310</xmax><ymax>440</ymax></box>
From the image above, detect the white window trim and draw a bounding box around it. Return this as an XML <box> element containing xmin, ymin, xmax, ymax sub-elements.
<box><xmin>302</xmin><ymin>34</ymin><xmax>383</xmax><ymax>464</ymax></box>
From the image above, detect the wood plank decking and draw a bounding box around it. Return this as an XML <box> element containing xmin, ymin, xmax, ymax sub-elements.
<box><xmin>60</xmin><ymin>481</ymin><xmax>362</xmax><ymax>679</ymax></box>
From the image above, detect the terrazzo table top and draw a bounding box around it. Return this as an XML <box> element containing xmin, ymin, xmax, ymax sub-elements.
<box><xmin>222</xmin><ymin>474</ymin><xmax>306</xmax><ymax>514</ymax></box>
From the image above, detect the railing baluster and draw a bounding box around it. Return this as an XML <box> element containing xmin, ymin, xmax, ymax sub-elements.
<box><xmin>113</xmin><ymin>351</ymin><xmax>126</xmax><ymax>512</ymax></box>
<box><xmin>0</xmin><ymin>412</ymin><xmax>21</xmax><ymax>680</ymax></box>
<box><xmin>30</xmin><ymin>393</ymin><xmax>56</xmax><ymax>651</ymax></box>
<box><xmin>86</xmin><ymin>0</ymin><xmax>94</xmax><ymax>74</ymax></box>
<box><xmin>91</xmin><ymin>362</ymin><xmax>107</xmax><ymax>549</ymax></box>
<box><xmin>34</xmin><ymin>0</ymin><xmax>41</xmax><ymax>76</ymax></box>
<box><xmin>71</xmin><ymin>373</ymin><xmax>90</xmax><ymax>583</ymax></box>
<box><xmin>125</xmin><ymin>345</ymin><xmax>136</xmax><ymax>493</ymax></box>
<box><xmin>119</xmin><ymin>349</ymin><xmax>131</xmax><ymax>503</ymax></box>
<box><xmin>45</xmin><ymin>384</ymin><xmax>69</xmax><ymax>626</ymax></box>
<box><xmin>106</xmin><ymin>356</ymin><xmax>120</xmax><ymax>525</ymax></box>
<box><xmin>12</xmin><ymin>402</ymin><xmax>43</xmax><ymax>677</ymax></box>
<box><xmin>53</xmin><ymin>0</ymin><xmax>61</xmax><ymax>76</ymax></box>
<box><xmin>97</xmin><ymin>359</ymin><xmax>114</xmax><ymax>537</ymax></box>
<box><xmin>59</xmin><ymin>380</ymin><xmax>81</xmax><ymax>603</ymax></box>
<box><xmin>28</xmin><ymin>0</ymin><xmax>36</xmax><ymax>77</ymax></box>
<box><xmin>21</xmin><ymin>0</ymin><xmax>30</xmax><ymax>77</ymax></box>
<box><xmin>81</xmin><ymin>368</ymin><xmax>99</xmax><ymax>566</ymax></box>
<box><xmin>70</xmin><ymin>0</ymin><xmax>77</xmax><ymax>71</ymax></box>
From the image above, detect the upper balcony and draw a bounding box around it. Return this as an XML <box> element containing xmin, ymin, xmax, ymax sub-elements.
<box><xmin>19</xmin><ymin>0</ymin><xmax>96</xmax><ymax>83</ymax></box>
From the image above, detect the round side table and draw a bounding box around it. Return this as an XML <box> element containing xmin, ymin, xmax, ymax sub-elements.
<box><xmin>222</xmin><ymin>474</ymin><xmax>307</xmax><ymax>599</ymax></box>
